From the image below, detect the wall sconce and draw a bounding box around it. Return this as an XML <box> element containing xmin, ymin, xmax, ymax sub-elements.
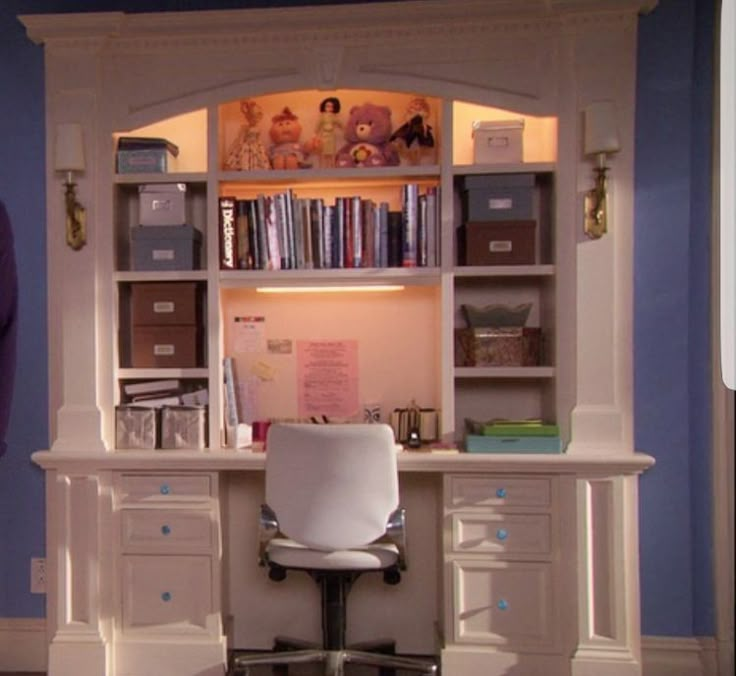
<box><xmin>583</xmin><ymin>101</ymin><xmax>621</xmax><ymax>239</ymax></box>
<box><xmin>54</xmin><ymin>123</ymin><xmax>86</xmax><ymax>250</ymax></box>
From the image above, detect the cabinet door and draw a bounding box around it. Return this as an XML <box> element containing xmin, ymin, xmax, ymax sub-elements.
<box><xmin>121</xmin><ymin>555</ymin><xmax>213</xmax><ymax>634</ymax></box>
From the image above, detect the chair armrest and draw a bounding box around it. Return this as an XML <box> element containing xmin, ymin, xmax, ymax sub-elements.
<box><xmin>257</xmin><ymin>503</ymin><xmax>280</xmax><ymax>565</ymax></box>
<box><xmin>383</xmin><ymin>506</ymin><xmax>407</xmax><ymax>570</ymax></box>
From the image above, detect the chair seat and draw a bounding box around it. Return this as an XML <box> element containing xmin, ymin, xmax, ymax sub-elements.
<box><xmin>268</xmin><ymin>538</ymin><xmax>399</xmax><ymax>570</ymax></box>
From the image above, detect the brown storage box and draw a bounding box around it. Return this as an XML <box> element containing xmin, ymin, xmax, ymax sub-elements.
<box><xmin>131</xmin><ymin>326</ymin><xmax>199</xmax><ymax>368</ymax></box>
<box><xmin>131</xmin><ymin>282</ymin><xmax>199</xmax><ymax>326</ymax></box>
<box><xmin>455</xmin><ymin>327</ymin><xmax>542</xmax><ymax>367</ymax></box>
<box><xmin>464</xmin><ymin>220</ymin><xmax>535</xmax><ymax>266</ymax></box>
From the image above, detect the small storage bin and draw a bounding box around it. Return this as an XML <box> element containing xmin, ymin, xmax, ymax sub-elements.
<box><xmin>160</xmin><ymin>405</ymin><xmax>207</xmax><ymax>449</ymax></box>
<box><xmin>454</xmin><ymin>327</ymin><xmax>542</xmax><ymax>367</ymax></box>
<box><xmin>462</xmin><ymin>220</ymin><xmax>536</xmax><ymax>266</ymax></box>
<box><xmin>472</xmin><ymin>119</ymin><xmax>524</xmax><ymax>164</ymax></box>
<box><xmin>131</xmin><ymin>225</ymin><xmax>202</xmax><ymax>271</ymax></box>
<box><xmin>131</xmin><ymin>326</ymin><xmax>199</xmax><ymax>368</ymax></box>
<box><xmin>462</xmin><ymin>173</ymin><xmax>535</xmax><ymax>222</ymax></box>
<box><xmin>116</xmin><ymin>137</ymin><xmax>179</xmax><ymax>174</ymax></box>
<box><xmin>116</xmin><ymin>406</ymin><xmax>157</xmax><ymax>449</ymax></box>
<box><xmin>131</xmin><ymin>282</ymin><xmax>199</xmax><ymax>326</ymax></box>
<box><xmin>138</xmin><ymin>183</ymin><xmax>186</xmax><ymax>226</ymax></box>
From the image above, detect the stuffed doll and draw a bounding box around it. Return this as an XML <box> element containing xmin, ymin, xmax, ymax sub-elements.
<box><xmin>335</xmin><ymin>102</ymin><xmax>400</xmax><ymax>168</ymax></box>
<box><xmin>268</xmin><ymin>107</ymin><xmax>312</xmax><ymax>170</ymax></box>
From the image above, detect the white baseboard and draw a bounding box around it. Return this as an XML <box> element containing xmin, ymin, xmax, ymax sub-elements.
<box><xmin>642</xmin><ymin>635</ymin><xmax>718</xmax><ymax>676</ymax></box>
<box><xmin>0</xmin><ymin>617</ymin><xmax>48</xmax><ymax>672</ymax></box>
<box><xmin>0</xmin><ymin>620</ymin><xmax>725</xmax><ymax>676</ymax></box>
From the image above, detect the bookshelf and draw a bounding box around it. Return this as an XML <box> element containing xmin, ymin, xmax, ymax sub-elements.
<box><xmin>110</xmin><ymin>89</ymin><xmax>562</xmax><ymax>450</ymax></box>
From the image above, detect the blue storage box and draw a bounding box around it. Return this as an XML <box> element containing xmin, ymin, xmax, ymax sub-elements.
<box><xmin>116</xmin><ymin>137</ymin><xmax>179</xmax><ymax>174</ymax></box>
<box><xmin>131</xmin><ymin>225</ymin><xmax>202</xmax><ymax>271</ymax></box>
<box><xmin>465</xmin><ymin>434</ymin><xmax>564</xmax><ymax>454</ymax></box>
<box><xmin>462</xmin><ymin>173</ymin><xmax>535</xmax><ymax>222</ymax></box>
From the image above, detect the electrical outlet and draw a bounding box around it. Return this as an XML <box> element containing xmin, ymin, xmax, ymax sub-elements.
<box><xmin>30</xmin><ymin>557</ymin><xmax>46</xmax><ymax>594</ymax></box>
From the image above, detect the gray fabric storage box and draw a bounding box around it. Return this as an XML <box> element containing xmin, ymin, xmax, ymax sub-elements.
<box><xmin>462</xmin><ymin>173</ymin><xmax>535</xmax><ymax>222</ymax></box>
<box><xmin>131</xmin><ymin>225</ymin><xmax>202</xmax><ymax>271</ymax></box>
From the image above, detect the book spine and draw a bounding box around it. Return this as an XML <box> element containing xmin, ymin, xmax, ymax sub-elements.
<box><xmin>223</xmin><ymin>357</ymin><xmax>239</xmax><ymax>430</ymax></box>
<box><xmin>402</xmin><ymin>183</ymin><xmax>418</xmax><ymax>267</ymax></box>
<box><xmin>236</xmin><ymin>199</ymin><xmax>251</xmax><ymax>269</ymax></box>
<box><xmin>218</xmin><ymin>196</ymin><xmax>237</xmax><ymax>270</ymax></box>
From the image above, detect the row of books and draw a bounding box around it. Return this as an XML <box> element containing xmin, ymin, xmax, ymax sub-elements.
<box><xmin>218</xmin><ymin>184</ymin><xmax>439</xmax><ymax>271</ymax></box>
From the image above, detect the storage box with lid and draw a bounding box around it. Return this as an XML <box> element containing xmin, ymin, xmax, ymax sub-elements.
<box><xmin>461</xmin><ymin>220</ymin><xmax>536</xmax><ymax>266</ymax></box>
<box><xmin>116</xmin><ymin>136</ymin><xmax>179</xmax><ymax>174</ymax></box>
<box><xmin>139</xmin><ymin>183</ymin><xmax>187</xmax><ymax>226</ymax></box>
<box><xmin>462</xmin><ymin>173</ymin><xmax>535</xmax><ymax>222</ymax></box>
<box><xmin>454</xmin><ymin>327</ymin><xmax>542</xmax><ymax>367</ymax></box>
<box><xmin>131</xmin><ymin>224</ymin><xmax>202</xmax><ymax>271</ymax></box>
<box><xmin>472</xmin><ymin>119</ymin><xmax>524</xmax><ymax>164</ymax></box>
<box><xmin>131</xmin><ymin>282</ymin><xmax>200</xmax><ymax>326</ymax></box>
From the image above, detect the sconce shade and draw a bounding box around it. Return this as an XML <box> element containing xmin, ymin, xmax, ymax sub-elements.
<box><xmin>584</xmin><ymin>101</ymin><xmax>621</xmax><ymax>156</ymax></box>
<box><xmin>55</xmin><ymin>123</ymin><xmax>85</xmax><ymax>172</ymax></box>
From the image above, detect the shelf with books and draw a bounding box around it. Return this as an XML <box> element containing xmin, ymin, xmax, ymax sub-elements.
<box><xmin>217</xmin><ymin>181</ymin><xmax>441</xmax><ymax>273</ymax></box>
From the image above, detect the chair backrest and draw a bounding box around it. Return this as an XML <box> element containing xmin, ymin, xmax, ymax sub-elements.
<box><xmin>265</xmin><ymin>423</ymin><xmax>399</xmax><ymax>551</ymax></box>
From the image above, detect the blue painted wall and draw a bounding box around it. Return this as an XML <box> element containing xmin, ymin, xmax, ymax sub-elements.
<box><xmin>635</xmin><ymin>0</ymin><xmax>715</xmax><ymax>636</ymax></box>
<box><xmin>0</xmin><ymin>0</ymin><xmax>717</xmax><ymax>637</ymax></box>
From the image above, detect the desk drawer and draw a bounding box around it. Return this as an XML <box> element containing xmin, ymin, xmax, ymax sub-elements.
<box><xmin>121</xmin><ymin>555</ymin><xmax>213</xmax><ymax>634</ymax></box>
<box><xmin>447</xmin><ymin>475</ymin><xmax>551</xmax><ymax>509</ymax></box>
<box><xmin>451</xmin><ymin>513</ymin><xmax>551</xmax><ymax>556</ymax></box>
<box><xmin>121</xmin><ymin>509</ymin><xmax>213</xmax><ymax>552</ymax></box>
<box><xmin>450</xmin><ymin>559</ymin><xmax>555</xmax><ymax>650</ymax></box>
<box><xmin>117</xmin><ymin>474</ymin><xmax>212</xmax><ymax>504</ymax></box>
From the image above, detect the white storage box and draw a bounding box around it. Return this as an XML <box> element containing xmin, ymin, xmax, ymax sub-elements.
<box><xmin>472</xmin><ymin>119</ymin><xmax>524</xmax><ymax>164</ymax></box>
<box><xmin>139</xmin><ymin>183</ymin><xmax>186</xmax><ymax>226</ymax></box>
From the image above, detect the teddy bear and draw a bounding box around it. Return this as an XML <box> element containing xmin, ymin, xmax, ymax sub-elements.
<box><xmin>267</xmin><ymin>107</ymin><xmax>312</xmax><ymax>170</ymax></box>
<box><xmin>335</xmin><ymin>102</ymin><xmax>400</xmax><ymax>168</ymax></box>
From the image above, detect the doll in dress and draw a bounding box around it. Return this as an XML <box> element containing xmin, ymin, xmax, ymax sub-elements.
<box><xmin>224</xmin><ymin>99</ymin><xmax>271</xmax><ymax>171</ymax></box>
<box><xmin>312</xmin><ymin>96</ymin><xmax>343</xmax><ymax>168</ymax></box>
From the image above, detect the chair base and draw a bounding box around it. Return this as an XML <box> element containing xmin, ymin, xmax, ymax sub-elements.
<box><xmin>231</xmin><ymin>646</ymin><xmax>437</xmax><ymax>676</ymax></box>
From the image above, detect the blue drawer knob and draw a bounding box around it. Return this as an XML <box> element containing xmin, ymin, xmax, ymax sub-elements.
<box><xmin>161</xmin><ymin>525</ymin><xmax>171</xmax><ymax>536</ymax></box>
<box><xmin>161</xmin><ymin>591</ymin><xmax>172</xmax><ymax>602</ymax></box>
<box><xmin>160</xmin><ymin>484</ymin><xmax>170</xmax><ymax>495</ymax></box>
<box><xmin>496</xmin><ymin>487</ymin><xmax>507</xmax><ymax>498</ymax></box>
<box><xmin>496</xmin><ymin>528</ymin><xmax>508</xmax><ymax>541</ymax></box>
<box><xmin>497</xmin><ymin>599</ymin><xmax>509</xmax><ymax>611</ymax></box>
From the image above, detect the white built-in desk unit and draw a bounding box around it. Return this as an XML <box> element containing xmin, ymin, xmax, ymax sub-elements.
<box><xmin>22</xmin><ymin>2</ymin><xmax>656</xmax><ymax>675</ymax></box>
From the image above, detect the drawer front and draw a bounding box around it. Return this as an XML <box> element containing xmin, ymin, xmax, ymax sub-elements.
<box><xmin>451</xmin><ymin>513</ymin><xmax>551</xmax><ymax>556</ymax></box>
<box><xmin>117</xmin><ymin>474</ymin><xmax>212</xmax><ymax>504</ymax></box>
<box><xmin>121</xmin><ymin>555</ymin><xmax>213</xmax><ymax>634</ymax></box>
<box><xmin>447</xmin><ymin>475</ymin><xmax>551</xmax><ymax>509</ymax></box>
<box><xmin>449</xmin><ymin>559</ymin><xmax>555</xmax><ymax>650</ymax></box>
<box><xmin>121</xmin><ymin>509</ymin><xmax>213</xmax><ymax>552</ymax></box>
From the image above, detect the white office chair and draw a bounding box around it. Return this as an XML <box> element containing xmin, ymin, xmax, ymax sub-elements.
<box><xmin>231</xmin><ymin>423</ymin><xmax>437</xmax><ymax>676</ymax></box>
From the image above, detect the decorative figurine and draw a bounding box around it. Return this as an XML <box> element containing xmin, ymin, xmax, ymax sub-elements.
<box><xmin>335</xmin><ymin>102</ymin><xmax>400</xmax><ymax>168</ymax></box>
<box><xmin>224</xmin><ymin>99</ymin><xmax>271</xmax><ymax>171</ymax></box>
<box><xmin>267</xmin><ymin>107</ymin><xmax>312</xmax><ymax>170</ymax></box>
<box><xmin>390</xmin><ymin>96</ymin><xmax>436</xmax><ymax>165</ymax></box>
<box><xmin>312</xmin><ymin>96</ymin><xmax>343</xmax><ymax>168</ymax></box>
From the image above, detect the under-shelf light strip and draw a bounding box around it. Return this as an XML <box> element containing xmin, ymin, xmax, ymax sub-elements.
<box><xmin>255</xmin><ymin>285</ymin><xmax>405</xmax><ymax>294</ymax></box>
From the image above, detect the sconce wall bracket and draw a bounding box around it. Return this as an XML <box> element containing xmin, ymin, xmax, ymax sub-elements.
<box><xmin>584</xmin><ymin>164</ymin><xmax>609</xmax><ymax>239</ymax></box>
<box><xmin>64</xmin><ymin>178</ymin><xmax>86</xmax><ymax>251</ymax></box>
